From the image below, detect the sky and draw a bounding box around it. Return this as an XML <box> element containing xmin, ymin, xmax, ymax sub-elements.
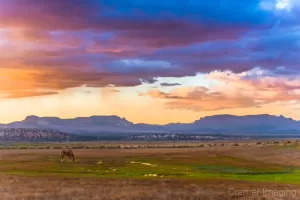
<box><xmin>1</xmin><ymin>0</ymin><xmax>300</xmax><ymax>124</ymax></box>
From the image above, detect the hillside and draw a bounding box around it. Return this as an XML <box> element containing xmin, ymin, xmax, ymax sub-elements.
<box><xmin>0</xmin><ymin>128</ymin><xmax>93</xmax><ymax>141</ymax></box>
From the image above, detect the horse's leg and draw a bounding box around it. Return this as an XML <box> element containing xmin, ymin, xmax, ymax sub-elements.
<box><xmin>68</xmin><ymin>153</ymin><xmax>73</xmax><ymax>162</ymax></box>
<box><xmin>61</xmin><ymin>152</ymin><xmax>64</xmax><ymax>162</ymax></box>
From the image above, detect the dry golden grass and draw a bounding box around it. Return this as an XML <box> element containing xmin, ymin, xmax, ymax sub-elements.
<box><xmin>1</xmin><ymin>175</ymin><xmax>299</xmax><ymax>200</ymax></box>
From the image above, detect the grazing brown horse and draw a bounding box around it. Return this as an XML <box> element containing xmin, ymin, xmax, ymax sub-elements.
<box><xmin>61</xmin><ymin>148</ymin><xmax>75</xmax><ymax>162</ymax></box>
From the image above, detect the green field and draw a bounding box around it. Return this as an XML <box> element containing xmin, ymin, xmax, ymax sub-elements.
<box><xmin>1</xmin><ymin>142</ymin><xmax>300</xmax><ymax>199</ymax></box>
<box><xmin>1</xmin><ymin>142</ymin><xmax>300</xmax><ymax>184</ymax></box>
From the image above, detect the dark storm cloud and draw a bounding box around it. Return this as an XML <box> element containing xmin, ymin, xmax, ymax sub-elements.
<box><xmin>1</xmin><ymin>0</ymin><xmax>300</xmax><ymax>98</ymax></box>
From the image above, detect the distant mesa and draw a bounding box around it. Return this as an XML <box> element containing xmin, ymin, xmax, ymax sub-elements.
<box><xmin>0</xmin><ymin>114</ymin><xmax>299</xmax><ymax>136</ymax></box>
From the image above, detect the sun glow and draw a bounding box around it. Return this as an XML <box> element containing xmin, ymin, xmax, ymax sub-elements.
<box><xmin>276</xmin><ymin>0</ymin><xmax>291</xmax><ymax>11</ymax></box>
<box><xmin>260</xmin><ymin>0</ymin><xmax>293</xmax><ymax>12</ymax></box>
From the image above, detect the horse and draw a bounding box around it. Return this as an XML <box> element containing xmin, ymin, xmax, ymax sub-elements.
<box><xmin>61</xmin><ymin>148</ymin><xmax>75</xmax><ymax>162</ymax></box>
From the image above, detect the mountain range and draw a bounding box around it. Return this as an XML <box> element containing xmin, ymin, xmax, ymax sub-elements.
<box><xmin>0</xmin><ymin>128</ymin><xmax>91</xmax><ymax>141</ymax></box>
<box><xmin>1</xmin><ymin>114</ymin><xmax>300</xmax><ymax>136</ymax></box>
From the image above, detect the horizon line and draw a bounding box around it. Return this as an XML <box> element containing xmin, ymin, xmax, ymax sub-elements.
<box><xmin>0</xmin><ymin>113</ymin><xmax>295</xmax><ymax>126</ymax></box>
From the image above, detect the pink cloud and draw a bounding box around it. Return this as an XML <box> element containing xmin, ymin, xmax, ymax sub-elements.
<box><xmin>142</xmin><ymin>69</ymin><xmax>300</xmax><ymax>111</ymax></box>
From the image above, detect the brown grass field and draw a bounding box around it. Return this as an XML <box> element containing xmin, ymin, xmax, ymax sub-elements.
<box><xmin>1</xmin><ymin>140</ymin><xmax>300</xmax><ymax>199</ymax></box>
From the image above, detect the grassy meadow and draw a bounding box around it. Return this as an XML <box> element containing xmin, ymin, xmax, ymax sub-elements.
<box><xmin>1</xmin><ymin>141</ymin><xmax>300</xmax><ymax>199</ymax></box>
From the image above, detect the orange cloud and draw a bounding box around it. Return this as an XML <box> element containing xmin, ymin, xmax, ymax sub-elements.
<box><xmin>143</xmin><ymin>70</ymin><xmax>300</xmax><ymax>111</ymax></box>
<box><xmin>144</xmin><ymin>87</ymin><xmax>256</xmax><ymax>111</ymax></box>
<box><xmin>0</xmin><ymin>66</ymin><xmax>145</xmax><ymax>98</ymax></box>
<box><xmin>3</xmin><ymin>91</ymin><xmax>58</xmax><ymax>99</ymax></box>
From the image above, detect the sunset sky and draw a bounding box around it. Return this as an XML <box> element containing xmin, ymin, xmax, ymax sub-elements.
<box><xmin>1</xmin><ymin>0</ymin><xmax>300</xmax><ymax>124</ymax></box>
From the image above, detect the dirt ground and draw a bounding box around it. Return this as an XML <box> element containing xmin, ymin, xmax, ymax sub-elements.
<box><xmin>1</xmin><ymin>175</ymin><xmax>299</xmax><ymax>200</ymax></box>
